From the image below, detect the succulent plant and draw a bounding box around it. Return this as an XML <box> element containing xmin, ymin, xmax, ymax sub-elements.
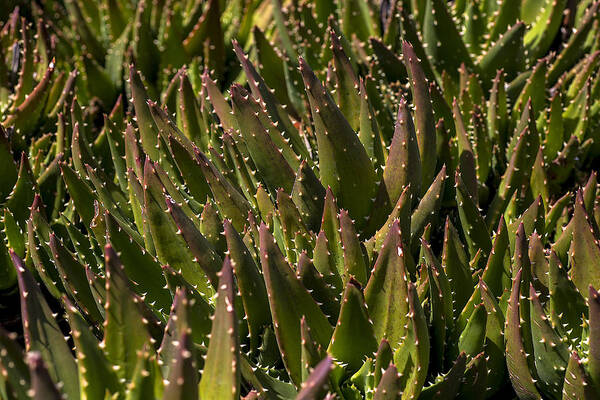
<box><xmin>1</xmin><ymin>0</ymin><xmax>600</xmax><ymax>399</ymax></box>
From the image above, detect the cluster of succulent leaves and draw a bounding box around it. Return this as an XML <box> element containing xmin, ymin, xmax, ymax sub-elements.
<box><xmin>2</xmin><ymin>0</ymin><xmax>600</xmax><ymax>399</ymax></box>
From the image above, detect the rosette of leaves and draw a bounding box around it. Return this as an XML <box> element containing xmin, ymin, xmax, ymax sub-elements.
<box><xmin>1</xmin><ymin>1</ymin><xmax>600</xmax><ymax>399</ymax></box>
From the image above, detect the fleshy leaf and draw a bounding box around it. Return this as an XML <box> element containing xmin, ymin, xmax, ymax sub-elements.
<box><xmin>327</xmin><ymin>279</ymin><xmax>377</xmax><ymax>372</ymax></box>
<box><xmin>299</xmin><ymin>57</ymin><xmax>376</xmax><ymax>225</ymax></box>
<box><xmin>373</xmin><ymin>364</ymin><xmax>401</xmax><ymax>400</ymax></box>
<box><xmin>64</xmin><ymin>298</ymin><xmax>120</xmax><ymax>399</ymax></box>
<box><xmin>402</xmin><ymin>41</ymin><xmax>436</xmax><ymax>191</ymax></box>
<box><xmin>529</xmin><ymin>284</ymin><xmax>569</xmax><ymax>397</ymax></box>
<box><xmin>570</xmin><ymin>192</ymin><xmax>600</xmax><ymax>298</ymax></box>
<box><xmin>296</xmin><ymin>356</ymin><xmax>333</xmax><ymax>400</ymax></box>
<box><xmin>259</xmin><ymin>224</ymin><xmax>332</xmax><ymax>386</ymax></box>
<box><xmin>505</xmin><ymin>268</ymin><xmax>542</xmax><ymax>400</ymax></box>
<box><xmin>26</xmin><ymin>352</ymin><xmax>61</xmax><ymax>400</ymax></box>
<box><xmin>199</xmin><ymin>257</ymin><xmax>240</xmax><ymax>400</ymax></box>
<box><xmin>364</xmin><ymin>220</ymin><xmax>409</xmax><ymax>350</ymax></box>
<box><xmin>224</xmin><ymin>219</ymin><xmax>271</xmax><ymax>350</ymax></box>
<box><xmin>103</xmin><ymin>244</ymin><xmax>161</xmax><ymax>382</ymax></box>
<box><xmin>11</xmin><ymin>251</ymin><xmax>79</xmax><ymax>400</ymax></box>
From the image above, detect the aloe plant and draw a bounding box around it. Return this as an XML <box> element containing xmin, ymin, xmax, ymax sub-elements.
<box><xmin>1</xmin><ymin>1</ymin><xmax>600</xmax><ymax>399</ymax></box>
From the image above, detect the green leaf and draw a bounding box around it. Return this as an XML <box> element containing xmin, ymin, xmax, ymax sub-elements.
<box><xmin>182</xmin><ymin>0</ymin><xmax>224</xmax><ymax>78</ymax></box>
<box><xmin>230</xmin><ymin>84</ymin><xmax>296</xmax><ymax>194</ymax></box>
<box><xmin>546</xmin><ymin>192</ymin><xmax>571</xmax><ymax>235</ymax></box>
<box><xmin>143</xmin><ymin>159</ymin><xmax>213</xmax><ymax>299</ymax></box>
<box><xmin>327</xmin><ymin>279</ymin><xmax>377</xmax><ymax>372</ymax></box>
<box><xmin>232</xmin><ymin>40</ymin><xmax>307</xmax><ymax>160</ymax></box>
<box><xmin>455</xmin><ymin>169</ymin><xmax>491</xmax><ymax>258</ymax></box>
<box><xmin>507</xmin><ymin>195</ymin><xmax>545</xmax><ymax>253</ymax></box>
<box><xmin>26</xmin><ymin>352</ymin><xmax>61</xmax><ymax>400</ymax></box>
<box><xmin>410</xmin><ymin>166</ymin><xmax>447</xmax><ymax>250</ymax></box>
<box><xmin>382</xmin><ymin>97</ymin><xmax>421</xmax><ymax>209</ymax></box>
<box><xmin>162</xmin><ymin>329</ymin><xmax>197</xmax><ymax>400</ymax></box>
<box><xmin>11</xmin><ymin>251</ymin><xmax>79</xmax><ymax>400</ymax></box>
<box><xmin>339</xmin><ymin>210</ymin><xmax>368</xmax><ymax>286</ymax></box>
<box><xmin>104</xmin><ymin>211</ymin><xmax>172</xmax><ymax>316</ymax></box>
<box><xmin>419</xmin><ymin>353</ymin><xmax>466</xmax><ymax>400</ymax></box>
<box><xmin>358</xmin><ymin>79</ymin><xmax>386</xmax><ymax>170</ymax></box>
<box><xmin>222</xmin><ymin>132</ymin><xmax>259</xmax><ymax>205</ymax></box>
<box><xmin>480</xmin><ymin>217</ymin><xmax>511</xmax><ymax>299</ymax></box>
<box><xmin>505</xmin><ymin>268</ymin><xmax>542</xmax><ymax>400</ymax></box>
<box><xmin>372</xmin><ymin>185</ymin><xmax>412</xmax><ymax>253</ymax></box>
<box><xmin>103</xmin><ymin>244</ymin><xmax>161</xmax><ymax>382</ymax></box>
<box><xmin>570</xmin><ymin>191</ymin><xmax>600</xmax><ymax>298</ymax></box>
<box><xmin>26</xmin><ymin>214</ymin><xmax>64</xmax><ymax>300</ymax></box>
<box><xmin>514</xmin><ymin>58</ymin><xmax>547</xmax><ymax>120</ymax></box>
<box><xmin>320</xmin><ymin>188</ymin><xmax>344</xmax><ymax>279</ymax></box>
<box><xmin>176</xmin><ymin>70</ymin><xmax>208</xmax><ymax>150</ymax></box>
<box><xmin>59</xmin><ymin>162</ymin><xmax>95</xmax><ymax>229</ymax></box>
<box><xmin>422</xmin><ymin>0</ymin><xmax>473</xmax><ymax>80</ymax></box>
<box><xmin>259</xmin><ymin>224</ymin><xmax>333</xmax><ymax>386</ymax></box>
<box><xmin>0</xmin><ymin>328</ymin><xmax>30</xmax><ymax>399</ymax></box>
<box><xmin>298</xmin><ymin>252</ymin><xmax>341</xmax><ymax>325</ymax></box>
<box><xmin>329</xmin><ymin>29</ymin><xmax>360</xmax><ymax>131</ymax></box>
<box><xmin>478</xmin><ymin>279</ymin><xmax>507</xmax><ymax>396</ymax></box>
<box><xmin>0</xmin><ymin>128</ymin><xmax>18</xmax><ymax>202</ymax></box>
<box><xmin>300</xmin><ymin>315</ymin><xmax>326</xmax><ymax>384</ymax></box>
<box><xmin>548</xmin><ymin>251</ymin><xmax>586</xmax><ymax>343</ymax></box>
<box><xmin>589</xmin><ymin>285</ymin><xmax>600</xmax><ymax>392</ymax></box>
<box><xmin>541</xmin><ymin>92</ymin><xmax>564</xmax><ymax>160</ymax></box>
<box><xmin>275</xmin><ymin>189</ymin><xmax>312</xmax><ymax>263</ymax></box>
<box><xmin>373</xmin><ymin>339</ymin><xmax>393</xmax><ymax>388</ymax></box>
<box><xmin>224</xmin><ymin>218</ymin><xmax>270</xmax><ymax>350</ymax></box>
<box><xmin>529</xmin><ymin>284</ymin><xmax>569</xmax><ymax>397</ymax></box>
<box><xmin>64</xmin><ymin>298</ymin><xmax>120</xmax><ymax>400</ymax></box>
<box><xmin>299</xmin><ymin>57</ymin><xmax>376</xmax><ymax>225</ymax></box>
<box><xmin>6</xmin><ymin>153</ymin><xmax>38</xmax><ymax>229</ymax></box>
<box><xmin>479</xmin><ymin>22</ymin><xmax>526</xmax><ymax>83</ymax></box>
<box><xmin>296</xmin><ymin>356</ymin><xmax>333</xmax><ymax>400</ymax></box>
<box><xmin>168</xmin><ymin>135</ymin><xmax>211</xmax><ymax>205</ymax></box>
<box><xmin>423</xmin><ymin>241</ymin><xmax>453</xmax><ymax>373</ymax></box>
<box><xmin>253</xmin><ymin>26</ymin><xmax>301</xmax><ymax>117</ymax></box>
<box><xmin>292</xmin><ymin>161</ymin><xmax>326</xmax><ymax>234</ymax></box>
<box><xmin>199</xmin><ymin>257</ymin><xmax>240</xmax><ymax>400</ymax></box>
<box><xmin>4</xmin><ymin>62</ymin><xmax>55</xmax><ymax>136</ymax></box>
<box><xmin>547</xmin><ymin>1</ymin><xmax>600</xmax><ymax>84</ymax></box>
<box><xmin>373</xmin><ymin>364</ymin><xmax>401</xmax><ymax>400</ymax></box>
<box><xmin>201</xmin><ymin>71</ymin><xmax>238</xmax><ymax>132</ymax></box>
<box><xmin>403</xmin><ymin>41</ymin><xmax>437</xmax><ymax>191</ymax></box>
<box><xmin>165</xmin><ymin>196</ymin><xmax>222</xmax><ymax>288</ymax></box>
<box><xmin>486</xmin><ymin>123</ymin><xmax>539</xmax><ymax>229</ymax></box>
<box><xmin>199</xmin><ymin>201</ymin><xmax>227</xmax><ymax>254</ymax></box>
<box><xmin>394</xmin><ymin>281</ymin><xmax>430</xmax><ymax>400</ymax></box>
<box><xmin>441</xmin><ymin>218</ymin><xmax>472</xmax><ymax>316</ymax></box>
<box><xmin>563</xmin><ymin>350</ymin><xmax>595</xmax><ymax>399</ymax></box>
<box><xmin>48</xmin><ymin>234</ymin><xmax>103</xmax><ymax>325</ymax></box>
<box><xmin>191</xmin><ymin>143</ymin><xmax>252</xmax><ymax>231</ymax></box>
<box><xmin>3</xmin><ymin>208</ymin><xmax>25</xmax><ymax>259</ymax></box>
<box><xmin>458</xmin><ymin>304</ymin><xmax>486</xmax><ymax>358</ymax></box>
<box><xmin>458</xmin><ymin>352</ymin><xmax>488</xmax><ymax>399</ymax></box>
<box><xmin>128</xmin><ymin>65</ymin><xmax>159</xmax><ymax>160</ymax></box>
<box><xmin>453</xmin><ymin>100</ymin><xmax>478</xmax><ymax>204</ymax></box>
<box><xmin>364</xmin><ymin>220</ymin><xmax>409</xmax><ymax>350</ymax></box>
<box><xmin>124</xmin><ymin>344</ymin><xmax>163</xmax><ymax>400</ymax></box>
<box><xmin>161</xmin><ymin>266</ymin><xmax>212</xmax><ymax>346</ymax></box>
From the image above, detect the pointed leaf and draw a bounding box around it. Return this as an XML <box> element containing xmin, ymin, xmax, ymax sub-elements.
<box><xmin>199</xmin><ymin>257</ymin><xmax>240</xmax><ymax>400</ymax></box>
<box><xmin>364</xmin><ymin>220</ymin><xmax>409</xmax><ymax>350</ymax></box>
<box><xmin>299</xmin><ymin>58</ymin><xmax>376</xmax><ymax>224</ymax></box>
<box><xmin>327</xmin><ymin>279</ymin><xmax>377</xmax><ymax>371</ymax></box>
<box><xmin>259</xmin><ymin>224</ymin><xmax>333</xmax><ymax>386</ymax></box>
<box><xmin>11</xmin><ymin>251</ymin><xmax>79</xmax><ymax>400</ymax></box>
